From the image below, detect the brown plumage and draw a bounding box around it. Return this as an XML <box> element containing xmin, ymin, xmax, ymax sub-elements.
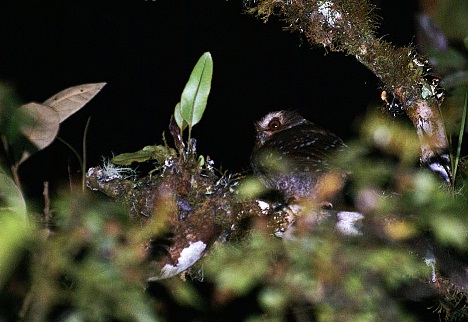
<box><xmin>251</xmin><ymin>110</ymin><xmax>345</xmax><ymax>201</ymax></box>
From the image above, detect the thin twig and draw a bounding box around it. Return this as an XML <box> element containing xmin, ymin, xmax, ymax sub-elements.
<box><xmin>82</xmin><ymin>117</ymin><xmax>91</xmax><ymax>192</ymax></box>
<box><xmin>43</xmin><ymin>181</ymin><xmax>52</xmax><ymax>237</ymax></box>
<box><xmin>68</xmin><ymin>158</ymin><xmax>73</xmax><ymax>191</ymax></box>
<box><xmin>57</xmin><ymin>137</ymin><xmax>83</xmax><ymax>170</ymax></box>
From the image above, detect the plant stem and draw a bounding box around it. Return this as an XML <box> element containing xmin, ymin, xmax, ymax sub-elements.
<box><xmin>57</xmin><ymin>137</ymin><xmax>83</xmax><ymax>177</ymax></box>
<box><xmin>82</xmin><ymin>117</ymin><xmax>91</xmax><ymax>191</ymax></box>
<box><xmin>452</xmin><ymin>92</ymin><xmax>468</xmax><ymax>184</ymax></box>
<box><xmin>11</xmin><ymin>163</ymin><xmax>22</xmax><ymax>192</ymax></box>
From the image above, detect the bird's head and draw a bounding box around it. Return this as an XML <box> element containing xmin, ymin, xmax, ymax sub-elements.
<box><xmin>255</xmin><ymin>110</ymin><xmax>308</xmax><ymax>146</ymax></box>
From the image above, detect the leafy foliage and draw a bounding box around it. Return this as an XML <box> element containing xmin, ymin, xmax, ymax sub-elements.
<box><xmin>24</xmin><ymin>194</ymin><xmax>159</xmax><ymax>321</ymax></box>
<box><xmin>203</xmin><ymin>113</ymin><xmax>468</xmax><ymax>321</ymax></box>
<box><xmin>112</xmin><ymin>52</ymin><xmax>213</xmax><ymax>166</ymax></box>
<box><xmin>178</xmin><ymin>52</ymin><xmax>213</xmax><ymax>141</ymax></box>
<box><xmin>2</xmin><ymin>83</ymin><xmax>105</xmax><ymax>166</ymax></box>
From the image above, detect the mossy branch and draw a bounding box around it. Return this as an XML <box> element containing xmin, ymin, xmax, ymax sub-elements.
<box><xmin>246</xmin><ymin>0</ymin><xmax>451</xmax><ymax>182</ymax></box>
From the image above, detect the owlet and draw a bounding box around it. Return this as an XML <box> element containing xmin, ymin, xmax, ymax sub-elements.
<box><xmin>251</xmin><ymin>110</ymin><xmax>346</xmax><ymax>201</ymax></box>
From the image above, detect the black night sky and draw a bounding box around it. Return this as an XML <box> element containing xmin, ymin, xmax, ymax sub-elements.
<box><xmin>0</xmin><ymin>0</ymin><xmax>418</xmax><ymax>202</ymax></box>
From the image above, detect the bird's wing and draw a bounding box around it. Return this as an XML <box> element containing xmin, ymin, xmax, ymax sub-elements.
<box><xmin>253</xmin><ymin>124</ymin><xmax>344</xmax><ymax>173</ymax></box>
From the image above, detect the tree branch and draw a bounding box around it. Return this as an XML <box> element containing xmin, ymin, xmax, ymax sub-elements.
<box><xmin>246</xmin><ymin>0</ymin><xmax>451</xmax><ymax>182</ymax></box>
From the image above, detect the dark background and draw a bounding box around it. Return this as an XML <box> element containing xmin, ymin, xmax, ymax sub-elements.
<box><xmin>0</xmin><ymin>0</ymin><xmax>417</xmax><ymax>204</ymax></box>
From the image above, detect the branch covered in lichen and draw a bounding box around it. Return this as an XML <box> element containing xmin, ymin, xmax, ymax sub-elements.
<box><xmin>245</xmin><ymin>0</ymin><xmax>451</xmax><ymax>182</ymax></box>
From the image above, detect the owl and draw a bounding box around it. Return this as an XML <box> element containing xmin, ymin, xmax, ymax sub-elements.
<box><xmin>251</xmin><ymin>110</ymin><xmax>346</xmax><ymax>201</ymax></box>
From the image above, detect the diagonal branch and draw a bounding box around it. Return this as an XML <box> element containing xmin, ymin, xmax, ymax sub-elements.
<box><xmin>246</xmin><ymin>0</ymin><xmax>451</xmax><ymax>183</ymax></box>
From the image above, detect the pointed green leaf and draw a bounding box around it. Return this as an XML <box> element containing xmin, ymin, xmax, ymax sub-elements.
<box><xmin>180</xmin><ymin>52</ymin><xmax>213</xmax><ymax>127</ymax></box>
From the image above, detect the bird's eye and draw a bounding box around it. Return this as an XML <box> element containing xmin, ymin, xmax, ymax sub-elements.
<box><xmin>268</xmin><ymin>118</ymin><xmax>282</xmax><ymax>130</ymax></box>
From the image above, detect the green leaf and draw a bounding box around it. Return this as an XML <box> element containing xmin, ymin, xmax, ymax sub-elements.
<box><xmin>174</xmin><ymin>102</ymin><xmax>187</xmax><ymax>131</ymax></box>
<box><xmin>111</xmin><ymin>145</ymin><xmax>176</xmax><ymax>165</ymax></box>
<box><xmin>0</xmin><ymin>169</ymin><xmax>27</xmax><ymax>219</ymax></box>
<box><xmin>0</xmin><ymin>213</ymin><xmax>30</xmax><ymax>288</ymax></box>
<box><xmin>180</xmin><ymin>52</ymin><xmax>213</xmax><ymax>128</ymax></box>
<box><xmin>198</xmin><ymin>155</ymin><xmax>205</xmax><ymax>167</ymax></box>
<box><xmin>0</xmin><ymin>169</ymin><xmax>29</xmax><ymax>288</ymax></box>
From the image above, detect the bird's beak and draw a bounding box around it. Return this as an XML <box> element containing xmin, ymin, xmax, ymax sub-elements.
<box><xmin>256</xmin><ymin>132</ymin><xmax>268</xmax><ymax>146</ymax></box>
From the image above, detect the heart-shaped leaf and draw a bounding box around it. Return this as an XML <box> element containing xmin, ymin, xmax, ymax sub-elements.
<box><xmin>17</xmin><ymin>103</ymin><xmax>60</xmax><ymax>150</ymax></box>
<box><xmin>6</xmin><ymin>83</ymin><xmax>106</xmax><ymax>165</ymax></box>
<box><xmin>180</xmin><ymin>52</ymin><xmax>213</xmax><ymax>128</ymax></box>
<box><xmin>43</xmin><ymin>82</ymin><xmax>106</xmax><ymax>123</ymax></box>
<box><xmin>11</xmin><ymin>102</ymin><xmax>61</xmax><ymax>164</ymax></box>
